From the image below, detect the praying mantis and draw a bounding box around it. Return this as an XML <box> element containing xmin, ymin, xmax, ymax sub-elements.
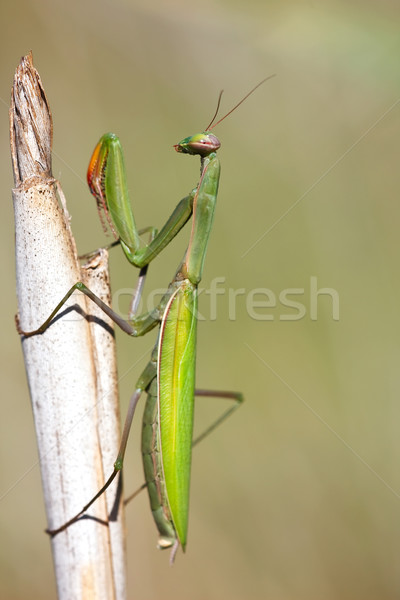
<box><xmin>16</xmin><ymin>77</ymin><xmax>272</xmax><ymax>562</ymax></box>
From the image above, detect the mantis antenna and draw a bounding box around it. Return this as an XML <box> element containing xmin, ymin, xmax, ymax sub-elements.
<box><xmin>205</xmin><ymin>74</ymin><xmax>276</xmax><ymax>132</ymax></box>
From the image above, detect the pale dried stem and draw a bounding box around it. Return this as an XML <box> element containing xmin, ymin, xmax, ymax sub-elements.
<box><xmin>10</xmin><ymin>52</ymin><xmax>126</xmax><ymax>600</ymax></box>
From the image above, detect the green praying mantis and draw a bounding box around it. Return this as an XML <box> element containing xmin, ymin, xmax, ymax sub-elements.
<box><xmin>17</xmin><ymin>76</ymin><xmax>273</xmax><ymax>562</ymax></box>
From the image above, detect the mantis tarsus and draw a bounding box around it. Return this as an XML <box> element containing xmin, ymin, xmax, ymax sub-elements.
<box><xmin>17</xmin><ymin>76</ymin><xmax>272</xmax><ymax>562</ymax></box>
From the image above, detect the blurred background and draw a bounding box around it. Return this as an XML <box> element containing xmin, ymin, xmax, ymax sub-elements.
<box><xmin>1</xmin><ymin>0</ymin><xmax>400</xmax><ymax>598</ymax></box>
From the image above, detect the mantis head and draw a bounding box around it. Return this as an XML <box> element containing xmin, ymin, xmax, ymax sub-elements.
<box><xmin>173</xmin><ymin>75</ymin><xmax>275</xmax><ymax>159</ymax></box>
<box><xmin>174</xmin><ymin>133</ymin><xmax>221</xmax><ymax>157</ymax></box>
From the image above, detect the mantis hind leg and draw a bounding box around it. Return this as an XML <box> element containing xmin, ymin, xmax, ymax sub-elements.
<box><xmin>192</xmin><ymin>388</ymin><xmax>244</xmax><ymax>448</ymax></box>
<box><xmin>46</xmin><ymin>386</ymin><xmax>144</xmax><ymax>536</ymax></box>
<box><xmin>46</xmin><ymin>357</ymin><xmax>158</xmax><ymax>536</ymax></box>
<box><xmin>124</xmin><ymin>388</ymin><xmax>243</xmax><ymax>506</ymax></box>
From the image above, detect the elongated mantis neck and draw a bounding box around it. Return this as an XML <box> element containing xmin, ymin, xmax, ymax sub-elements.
<box><xmin>200</xmin><ymin>155</ymin><xmax>207</xmax><ymax>176</ymax></box>
<box><xmin>200</xmin><ymin>150</ymin><xmax>216</xmax><ymax>173</ymax></box>
<box><xmin>180</xmin><ymin>151</ymin><xmax>220</xmax><ymax>285</ymax></box>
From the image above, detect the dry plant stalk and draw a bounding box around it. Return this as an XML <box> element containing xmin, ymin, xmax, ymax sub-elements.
<box><xmin>10</xmin><ymin>52</ymin><xmax>126</xmax><ymax>600</ymax></box>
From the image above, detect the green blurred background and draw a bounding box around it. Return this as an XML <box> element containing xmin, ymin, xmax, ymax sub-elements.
<box><xmin>1</xmin><ymin>1</ymin><xmax>400</xmax><ymax>598</ymax></box>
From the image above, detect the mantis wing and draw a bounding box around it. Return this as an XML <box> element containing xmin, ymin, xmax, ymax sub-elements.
<box><xmin>158</xmin><ymin>280</ymin><xmax>197</xmax><ymax>551</ymax></box>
